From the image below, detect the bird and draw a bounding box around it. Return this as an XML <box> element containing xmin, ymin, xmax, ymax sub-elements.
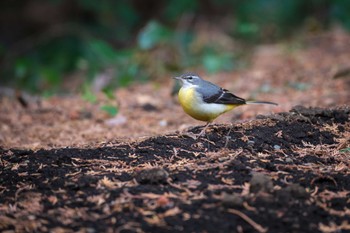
<box><xmin>174</xmin><ymin>72</ymin><xmax>277</xmax><ymax>138</ymax></box>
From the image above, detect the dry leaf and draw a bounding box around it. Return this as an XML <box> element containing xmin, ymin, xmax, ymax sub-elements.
<box><xmin>163</xmin><ymin>207</ymin><xmax>181</xmax><ymax>217</ymax></box>
<box><xmin>47</xmin><ymin>195</ymin><xmax>58</xmax><ymax>205</ymax></box>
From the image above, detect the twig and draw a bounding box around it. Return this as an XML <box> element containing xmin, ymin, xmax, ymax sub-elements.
<box><xmin>227</xmin><ymin>208</ymin><xmax>268</xmax><ymax>233</ymax></box>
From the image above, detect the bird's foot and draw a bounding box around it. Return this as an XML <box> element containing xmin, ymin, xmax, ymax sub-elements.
<box><xmin>182</xmin><ymin>131</ymin><xmax>200</xmax><ymax>140</ymax></box>
<box><xmin>181</xmin><ymin>123</ymin><xmax>211</xmax><ymax>140</ymax></box>
<box><xmin>182</xmin><ymin>128</ymin><xmax>207</xmax><ymax>140</ymax></box>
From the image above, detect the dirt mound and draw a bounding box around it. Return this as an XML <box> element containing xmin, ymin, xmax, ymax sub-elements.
<box><xmin>1</xmin><ymin>106</ymin><xmax>349</xmax><ymax>233</ymax></box>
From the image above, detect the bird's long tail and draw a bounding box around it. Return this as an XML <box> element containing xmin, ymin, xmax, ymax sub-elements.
<box><xmin>246</xmin><ymin>100</ymin><xmax>278</xmax><ymax>106</ymax></box>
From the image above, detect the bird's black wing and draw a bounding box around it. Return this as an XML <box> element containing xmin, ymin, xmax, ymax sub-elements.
<box><xmin>203</xmin><ymin>88</ymin><xmax>246</xmax><ymax>105</ymax></box>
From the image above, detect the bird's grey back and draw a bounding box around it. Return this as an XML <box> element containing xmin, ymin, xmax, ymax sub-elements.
<box><xmin>196</xmin><ymin>78</ymin><xmax>221</xmax><ymax>99</ymax></box>
<box><xmin>196</xmin><ymin>78</ymin><xmax>246</xmax><ymax>105</ymax></box>
<box><xmin>179</xmin><ymin>72</ymin><xmax>245</xmax><ymax>105</ymax></box>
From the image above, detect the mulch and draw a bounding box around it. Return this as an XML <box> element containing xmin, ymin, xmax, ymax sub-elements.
<box><xmin>1</xmin><ymin>106</ymin><xmax>349</xmax><ymax>233</ymax></box>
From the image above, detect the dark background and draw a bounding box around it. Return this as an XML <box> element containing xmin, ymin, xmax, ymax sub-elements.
<box><xmin>1</xmin><ymin>0</ymin><xmax>349</xmax><ymax>93</ymax></box>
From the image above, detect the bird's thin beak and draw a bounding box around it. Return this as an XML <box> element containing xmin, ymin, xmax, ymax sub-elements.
<box><xmin>173</xmin><ymin>76</ymin><xmax>181</xmax><ymax>80</ymax></box>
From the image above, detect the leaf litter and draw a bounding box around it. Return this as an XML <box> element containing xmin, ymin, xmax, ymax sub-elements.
<box><xmin>0</xmin><ymin>105</ymin><xmax>349</xmax><ymax>232</ymax></box>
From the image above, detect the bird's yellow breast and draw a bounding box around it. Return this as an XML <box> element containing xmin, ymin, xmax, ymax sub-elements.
<box><xmin>178</xmin><ymin>87</ymin><xmax>237</xmax><ymax>122</ymax></box>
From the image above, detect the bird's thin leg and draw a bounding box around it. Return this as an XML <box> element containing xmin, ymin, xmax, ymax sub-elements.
<box><xmin>197</xmin><ymin>122</ymin><xmax>211</xmax><ymax>138</ymax></box>
<box><xmin>182</xmin><ymin>122</ymin><xmax>211</xmax><ymax>140</ymax></box>
<box><xmin>226</xmin><ymin>123</ymin><xmax>233</xmax><ymax>137</ymax></box>
<box><xmin>224</xmin><ymin>123</ymin><xmax>233</xmax><ymax>147</ymax></box>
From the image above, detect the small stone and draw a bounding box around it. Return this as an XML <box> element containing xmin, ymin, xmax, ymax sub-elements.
<box><xmin>135</xmin><ymin>168</ymin><xmax>169</xmax><ymax>184</ymax></box>
<box><xmin>105</xmin><ymin>115</ymin><xmax>127</xmax><ymax>126</ymax></box>
<box><xmin>285</xmin><ymin>183</ymin><xmax>308</xmax><ymax>198</ymax></box>
<box><xmin>86</xmin><ymin>228</ymin><xmax>96</xmax><ymax>233</ymax></box>
<box><xmin>159</xmin><ymin>120</ymin><xmax>168</xmax><ymax>127</ymax></box>
<box><xmin>276</xmin><ymin>183</ymin><xmax>308</xmax><ymax>202</ymax></box>
<box><xmin>247</xmin><ymin>140</ymin><xmax>255</xmax><ymax>145</ymax></box>
<box><xmin>285</xmin><ymin>158</ymin><xmax>293</xmax><ymax>163</ymax></box>
<box><xmin>221</xmin><ymin>193</ymin><xmax>244</xmax><ymax>207</ymax></box>
<box><xmin>249</xmin><ymin>172</ymin><xmax>273</xmax><ymax>193</ymax></box>
<box><xmin>273</xmin><ymin>145</ymin><xmax>281</xmax><ymax>150</ymax></box>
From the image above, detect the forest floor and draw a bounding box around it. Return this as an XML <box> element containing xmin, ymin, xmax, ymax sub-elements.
<box><xmin>1</xmin><ymin>29</ymin><xmax>350</xmax><ymax>232</ymax></box>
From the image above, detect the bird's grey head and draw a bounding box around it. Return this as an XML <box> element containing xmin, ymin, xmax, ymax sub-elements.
<box><xmin>174</xmin><ymin>72</ymin><xmax>203</xmax><ymax>88</ymax></box>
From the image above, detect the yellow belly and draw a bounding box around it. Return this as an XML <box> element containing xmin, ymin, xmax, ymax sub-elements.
<box><xmin>178</xmin><ymin>87</ymin><xmax>237</xmax><ymax>122</ymax></box>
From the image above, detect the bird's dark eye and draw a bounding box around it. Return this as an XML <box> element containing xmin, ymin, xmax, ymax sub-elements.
<box><xmin>186</xmin><ymin>76</ymin><xmax>193</xmax><ymax>80</ymax></box>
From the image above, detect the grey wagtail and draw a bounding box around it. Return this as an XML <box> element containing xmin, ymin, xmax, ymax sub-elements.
<box><xmin>174</xmin><ymin>72</ymin><xmax>277</xmax><ymax>137</ymax></box>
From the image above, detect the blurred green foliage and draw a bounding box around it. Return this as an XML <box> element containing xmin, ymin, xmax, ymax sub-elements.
<box><xmin>100</xmin><ymin>105</ymin><xmax>118</xmax><ymax>117</ymax></box>
<box><xmin>331</xmin><ymin>0</ymin><xmax>350</xmax><ymax>29</ymax></box>
<box><xmin>0</xmin><ymin>0</ymin><xmax>350</xmax><ymax>94</ymax></box>
<box><xmin>138</xmin><ymin>21</ymin><xmax>172</xmax><ymax>50</ymax></box>
<box><xmin>234</xmin><ymin>0</ymin><xmax>306</xmax><ymax>40</ymax></box>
